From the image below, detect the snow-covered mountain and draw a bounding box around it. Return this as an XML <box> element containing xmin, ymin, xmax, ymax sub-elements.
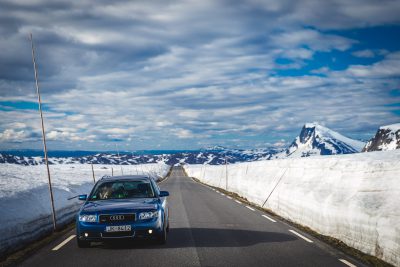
<box><xmin>362</xmin><ymin>123</ymin><xmax>400</xmax><ymax>152</ymax></box>
<box><xmin>275</xmin><ymin>123</ymin><xmax>365</xmax><ymax>158</ymax></box>
<box><xmin>0</xmin><ymin>123</ymin><xmax>373</xmax><ymax>165</ymax></box>
<box><xmin>0</xmin><ymin>148</ymin><xmax>278</xmax><ymax>166</ymax></box>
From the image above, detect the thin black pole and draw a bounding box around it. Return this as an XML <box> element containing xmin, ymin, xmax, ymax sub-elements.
<box><xmin>225</xmin><ymin>156</ymin><xmax>228</xmax><ymax>190</ymax></box>
<box><xmin>91</xmin><ymin>163</ymin><xmax>96</xmax><ymax>183</ymax></box>
<box><xmin>262</xmin><ymin>168</ymin><xmax>288</xmax><ymax>208</ymax></box>
<box><xmin>30</xmin><ymin>33</ymin><xmax>57</xmax><ymax>231</ymax></box>
<box><xmin>116</xmin><ymin>144</ymin><xmax>123</xmax><ymax>175</ymax></box>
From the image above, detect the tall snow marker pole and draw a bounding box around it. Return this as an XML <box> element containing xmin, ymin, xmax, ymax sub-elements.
<box><xmin>30</xmin><ymin>33</ymin><xmax>57</xmax><ymax>231</ymax></box>
<box><xmin>91</xmin><ymin>163</ymin><xmax>95</xmax><ymax>183</ymax></box>
<box><xmin>131</xmin><ymin>152</ymin><xmax>139</xmax><ymax>174</ymax></box>
<box><xmin>116</xmin><ymin>144</ymin><xmax>123</xmax><ymax>175</ymax></box>
<box><xmin>225</xmin><ymin>156</ymin><xmax>228</xmax><ymax>190</ymax></box>
<box><xmin>262</xmin><ymin>168</ymin><xmax>288</xmax><ymax>208</ymax></box>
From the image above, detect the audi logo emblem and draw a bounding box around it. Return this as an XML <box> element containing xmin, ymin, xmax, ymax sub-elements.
<box><xmin>110</xmin><ymin>215</ymin><xmax>125</xmax><ymax>221</ymax></box>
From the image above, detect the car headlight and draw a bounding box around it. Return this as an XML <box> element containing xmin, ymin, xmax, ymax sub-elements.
<box><xmin>78</xmin><ymin>214</ymin><xmax>97</xmax><ymax>222</ymax></box>
<box><xmin>138</xmin><ymin>211</ymin><xmax>159</xmax><ymax>220</ymax></box>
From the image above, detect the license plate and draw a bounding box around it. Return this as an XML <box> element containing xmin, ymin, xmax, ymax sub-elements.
<box><xmin>105</xmin><ymin>225</ymin><xmax>131</xmax><ymax>232</ymax></box>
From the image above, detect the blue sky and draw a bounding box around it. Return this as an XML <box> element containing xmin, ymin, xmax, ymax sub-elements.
<box><xmin>0</xmin><ymin>0</ymin><xmax>399</xmax><ymax>150</ymax></box>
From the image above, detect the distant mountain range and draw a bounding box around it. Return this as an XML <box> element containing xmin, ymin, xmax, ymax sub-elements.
<box><xmin>273</xmin><ymin>123</ymin><xmax>365</xmax><ymax>158</ymax></box>
<box><xmin>1</xmin><ymin>123</ymin><xmax>398</xmax><ymax>165</ymax></box>
<box><xmin>0</xmin><ymin>147</ymin><xmax>278</xmax><ymax>166</ymax></box>
<box><xmin>362</xmin><ymin>123</ymin><xmax>400</xmax><ymax>152</ymax></box>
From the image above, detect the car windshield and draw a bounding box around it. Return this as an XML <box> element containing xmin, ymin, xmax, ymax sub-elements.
<box><xmin>89</xmin><ymin>180</ymin><xmax>155</xmax><ymax>200</ymax></box>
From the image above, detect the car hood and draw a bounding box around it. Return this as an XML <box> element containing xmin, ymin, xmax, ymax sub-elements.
<box><xmin>81</xmin><ymin>198</ymin><xmax>159</xmax><ymax>213</ymax></box>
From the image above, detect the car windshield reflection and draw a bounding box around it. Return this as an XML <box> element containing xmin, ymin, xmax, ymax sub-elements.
<box><xmin>89</xmin><ymin>181</ymin><xmax>155</xmax><ymax>200</ymax></box>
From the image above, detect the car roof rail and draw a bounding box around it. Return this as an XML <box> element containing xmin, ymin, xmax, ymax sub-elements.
<box><xmin>101</xmin><ymin>175</ymin><xmax>112</xmax><ymax>180</ymax></box>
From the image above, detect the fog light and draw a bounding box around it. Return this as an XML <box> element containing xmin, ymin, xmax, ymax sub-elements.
<box><xmin>84</xmin><ymin>233</ymin><xmax>89</xmax><ymax>237</ymax></box>
<box><xmin>148</xmin><ymin>230</ymin><xmax>153</xmax><ymax>234</ymax></box>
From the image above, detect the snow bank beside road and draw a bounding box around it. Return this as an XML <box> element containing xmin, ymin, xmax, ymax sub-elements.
<box><xmin>184</xmin><ymin>150</ymin><xmax>400</xmax><ymax>266</ymax></box>
<box><xmin>0</xmin><ymin>163</ymin><xmax>169</xmax><ymax>256</ymax></box>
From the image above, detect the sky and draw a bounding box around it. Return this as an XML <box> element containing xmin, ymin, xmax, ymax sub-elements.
<box><xmin>0</xmin><ymin>0</ymin><xmax>400</xmax><ymax>151</ymax></box>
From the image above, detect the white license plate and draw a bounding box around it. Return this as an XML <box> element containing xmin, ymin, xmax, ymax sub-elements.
<box><xmin>105</xmin><ymin>225</ymin><xmax>131</xmax><ymax>232</ymax></box>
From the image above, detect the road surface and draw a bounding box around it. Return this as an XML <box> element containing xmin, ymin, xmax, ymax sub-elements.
<box><xmin>18</xmin><ymin>167</ymin><xmax>365</xmax><ymax>267</ymax></box>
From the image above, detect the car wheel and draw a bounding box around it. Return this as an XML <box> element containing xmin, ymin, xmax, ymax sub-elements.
<box><xmin>77</xmin><ymin>238</ymin><xmax>90</xmax><ymax>248</ymax></box>
<box><xmin>157</xmin><ymin>222</ymin><xmax>167</xmax><ymax>245</ymax></box>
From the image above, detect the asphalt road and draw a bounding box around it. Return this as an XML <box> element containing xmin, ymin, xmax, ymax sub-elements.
<box><xmin>18</xmin><ymin>167</ymin><xmax>365</xmax><ymax>267</ymax></box>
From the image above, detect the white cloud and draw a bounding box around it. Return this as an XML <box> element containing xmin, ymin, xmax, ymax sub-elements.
<box><xmin>179</xmin><ymin>110</ymin><xmax>201</xmax><ymax>119</ymax></box>
<box><xmin>345</xmin><ymin>52</ymin><xmax>400</xmax><ymax>78</ymax></box>
<box><xmin>7</xmin><ymin>122</ymin><xmax>27</xmax><ymax>129</ymax></box>
<box><xmin>272</xmin><ymin>29</ymin><xmax>355</xmax><ymax>52</ymax></box>
<box><xmin>0</xmin><ymin>0</ymin><xmax>399</xmax><ymax>149</ymax></box>
<box><xmin>98</xmin><ymin>128</ymin><xmax>132</xmax><ymax>135</ymax></box>
<box><xmin>172</xmin><ymin>128</ymin><xmax>210</xmax><ymax>139</ymax></box>
<box><xmin>46</xmin><ymin>130</ymin><xmax>93</xmax><ymax>142</ymax></box>
<box><xmin>352</xmin><ymin>49</ymin><xmax>375</xmax><ymax>58</ymax></box>
<box><xmin>273</xmin><ymin>139</ymin><xmax>288</xmax><ymax>147</ymax></box>
<box><xmin>174</xmin><ymin>129</ymin><xmax>194</xmax><ymax>139</ymax></box>
<box><xmin>0</xmin><ymin>129</ymin><xmax>35</xmax><ymax>143</ymax></box>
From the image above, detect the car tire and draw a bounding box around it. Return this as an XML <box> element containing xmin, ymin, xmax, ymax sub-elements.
<box><xmin>77</xmin><ymin>238</ymin><xmax>90</xmax><ymax>248</ymax></box>
<box><xmin>157</xmin><ymin>221</ymin><xmax>167</xmax><ymax>245</ymax></box>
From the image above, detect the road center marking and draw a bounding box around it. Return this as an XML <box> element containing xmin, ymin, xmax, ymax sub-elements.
<box><xmin>245</xmin><ymin>206</ymin><xmax>255</xmax><ymax>211</ymax></box>
<box><xmin>52</xmin><ymin>235</ymin><xmax>76</xmax><ymax>251</ymax></box>
<box><xmin>288</xmin><ymin>230</ymin><xmax>313</xmax><ymax>243</ymax></box>
<box><xmin>339</xmin><ymin>259</ymin><xmax>357</xmax><ymax>267</ymax></box>
<box><xmin>262</xmin><ymin>214</ymin><xmax>276</xmax><ymax>222</ymax></box>
<box><xmin>235</xmin><ymin>200</ymin><xmax>242</xmax><ymax>204</ymax></box>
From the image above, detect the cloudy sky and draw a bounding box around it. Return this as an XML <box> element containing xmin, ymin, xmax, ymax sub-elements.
<box><xmin>0</xmin><ymin>0</ymin><xmax>400</xmax><ymax>151</ymax></box>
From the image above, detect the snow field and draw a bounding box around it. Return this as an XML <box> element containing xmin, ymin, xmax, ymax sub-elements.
<box><xmin>0</xmin><ymin>163</ymin><xmax>170</xmax><ymax>256</ymax></box>
<box><xmin>184</xmin><ymin>150</ymin><xmax>400</xmax><ymax>267</ymax></box>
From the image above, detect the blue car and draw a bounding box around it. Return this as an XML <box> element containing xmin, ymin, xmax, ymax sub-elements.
<box><xmin>76</xmin><ymin>175</ymin><xmax>169</xmax><ymax>247</ymax></box>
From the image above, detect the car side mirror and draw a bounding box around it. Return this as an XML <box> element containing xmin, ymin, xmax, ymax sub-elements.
<box><xmin>78</xmin><ymin>194</ymin><xmax>87</xmax><ymax>201</ymax></box>
<box><xmin>159</xmin><ymin>191</ymin><xmax>169</xmax><ymax>197</ymax></box>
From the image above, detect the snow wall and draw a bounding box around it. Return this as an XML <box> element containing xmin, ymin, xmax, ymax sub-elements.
<box><xmin>0</xmin><ymin>163</ymin><xmax>170</xmax><ymax>256</ymax></box>
<box><xmin>184</xmin><ymin>150</ymin><xmax>400</xmax><ymax>267</ymax></box>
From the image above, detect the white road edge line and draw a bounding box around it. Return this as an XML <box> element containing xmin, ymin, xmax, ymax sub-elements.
<box><xmin>158</xmin><ymin>174</ymin><xmax>169</xmax><ymax>184</ymax></box>
<box><xmin>52</xmin><ymin>235</ymin><xmax>76</xmax><ymax>251</ymax></box>
<box><xmin>220</xmin><ymin>193</ymin><xmax>225</xmax><ymax>196</ymax></box>
<box><xmin>339</xmin><ymin>259</ymin><xmax>357</xmax><ymax>267</ymax></box>
<box><xmin>235</xmin><ymin>200</ymin><xmax>242</xmax><ymax>204</ymax></box>
<box><xmin>261</xmin><ymin>214</ymin><xmax>276</xmax><ymax>222</ymax></box>
<box><xmin>288</xmin><ymin>230</ymin><xmax>313</xmax><ymax>243</ymax></box>
<box><xmin>246</xmin><ymin>206</ymin><xmax>255</xmax><ymax>211</ymax></box>
<box><xmin>227</xmin><ymin>196</ymin><xmax>232</xmax><ymax>199</ymax></box>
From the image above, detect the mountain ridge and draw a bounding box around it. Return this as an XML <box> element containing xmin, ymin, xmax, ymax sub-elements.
<box><xmin>0</xmin><ymin>148</ymin><xmax>278</xmax><ymax>166</ymax></box>
<box><xmin>363</xmin><ymin>123</ymin><xmax>400</xmax><ymax>152</ymax></box>
<box><xmin>274</xmin><ymin>123</ymin><xmax>365</xmax><ymax>158</ymax></box>
<box><xmin>0</xmin><ymin>123</ymin><xmax>376</xmax><ymax>165</ymax></box>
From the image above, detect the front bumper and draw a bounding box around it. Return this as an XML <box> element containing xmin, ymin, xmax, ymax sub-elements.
<box><xmin>76</xmin><ymin>217</ymin><xmax>163</xmax><ymax>241</ymax></box>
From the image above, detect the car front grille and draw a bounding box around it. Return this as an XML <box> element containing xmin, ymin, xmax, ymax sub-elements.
<box><xmin>99</xmin><ymin>214</ymin><xmax>136</xmax><ymax>223</ymax></box>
